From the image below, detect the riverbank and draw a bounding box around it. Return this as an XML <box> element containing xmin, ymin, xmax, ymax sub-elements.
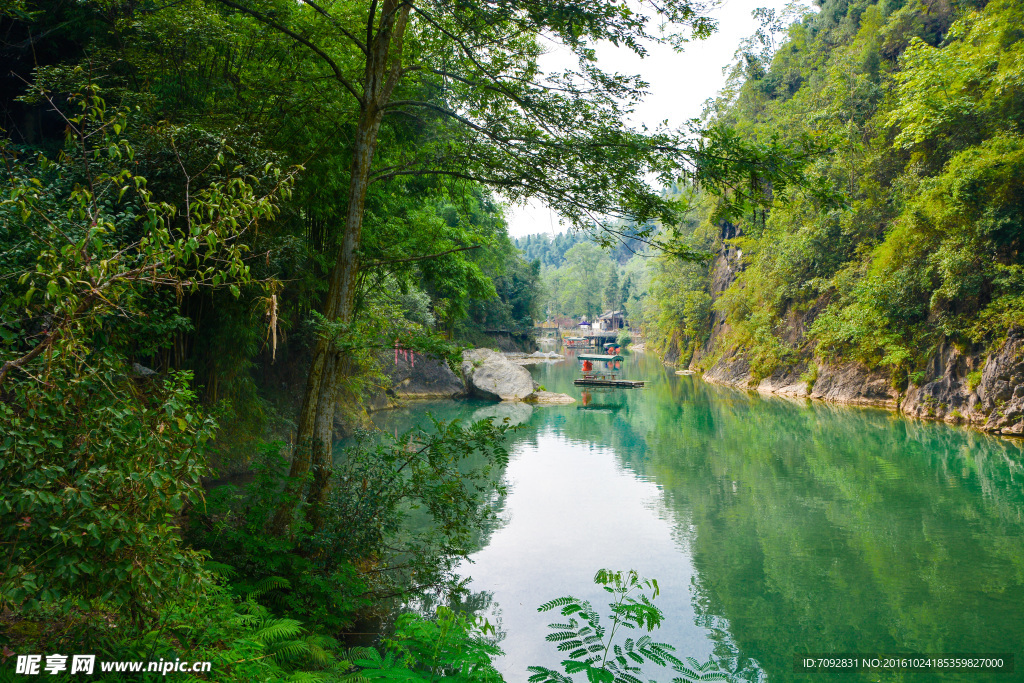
<box><xmin>692</xmin><ymin>335</ymin><xmax>1024</xmax><ymax>436</ymax></box>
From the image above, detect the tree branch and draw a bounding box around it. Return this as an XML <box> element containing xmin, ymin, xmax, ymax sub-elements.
<box><xmin>300</xmin><ymin>0</ymin><xmax>368</xmax><ymax>55</ymax></box>
<box><xmin>213</xmin><ymin>0</ymin><xmax>364</xmax><ymax>104</ymax></box>
<box><xmin>363</xmin><ymin>244</ymin><xmax>481</xmax><ymax>267</ymax></box>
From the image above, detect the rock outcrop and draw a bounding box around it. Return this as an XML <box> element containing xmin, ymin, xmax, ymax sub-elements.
<box><xmin>703</xmin><ymin>353</ymin><xmax>899</xmax><ymax>406</ymax></box>
<box><xmin>386</xmin><ymin>353</ymin><xmax>465</xmax><ymax>399</ymax></box>
<box><xmin>699</xmin><ymin>331</ymin><xmax>1024</xmax><ymax>435</ymax></box>
<box><xmin>809</xmin><ymin>362</ymin><xmax>899</xmax><ymax>407</ymax></box>
<box><xmin>900</xmin><ymin>339</ymin><xmax>978</xmax><ymax>423</ymax></box>
<box><xmin>461</xmin><ymin>348</ymin><xmax>535</xmax><ymax>401</ymax></box>
<box><xmin>895</xmin><ymin>333</ymin><xmax>1024</xmax><ymax>435</ymax></box>
<box><xmin>975</xmin><ymin>334</ymin><xmax>1024</xmax><ymax>434</ymax></box>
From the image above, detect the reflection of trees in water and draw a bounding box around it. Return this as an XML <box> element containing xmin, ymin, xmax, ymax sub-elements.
<box><xmin>407</xmin><ymin>587</ymin><xmax>508</xmax><ymax>648</ymax></box>
<box><xmin>636</xmin><ymin>376</ymin><xmax>1024</xmax><ymax>682</ymax></box>
<box><xmin>358</xmin><ymin>587</ymin><xmax>507</xmax><ymax>656</ymax></box>
<box><xmin>332</xmin><ymin>401</ymin><xmax>515</xmax><ymax>651</ymax></box>
<box><xmin>357</xmin><ymin>400</ymin><xmax>515</xmax><ymax>555</ymax></box>
<box><xmin>523</xmin><ymin>354</ymin><xmax>1024</xmax><ymax>681</ymax></box>
<box><xmin>690</xmin><ymin>580</ymin><xmax>765</xmax><ymax>683</ymax></box>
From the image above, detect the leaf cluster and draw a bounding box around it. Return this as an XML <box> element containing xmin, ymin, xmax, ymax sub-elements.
<box><xmin>528</xmin><ymin>569</ymin><xmax>726</xmax><ymax>683</ymax></box>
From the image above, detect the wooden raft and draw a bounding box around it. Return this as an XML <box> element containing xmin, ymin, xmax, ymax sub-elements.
<box><xmin>574</xmin><ymin>378</ymin><xmax>645</xmax><ymax>388</ymax></box>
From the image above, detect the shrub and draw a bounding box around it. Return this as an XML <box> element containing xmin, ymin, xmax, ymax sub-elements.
<box><xmin>967</xmin><ymin>369</ymin><xmax>984</xmax><ymax>393</ymax></box>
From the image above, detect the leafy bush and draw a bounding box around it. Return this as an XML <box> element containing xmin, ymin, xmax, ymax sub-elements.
<box><xmin>0</xmin><ymin>364</ymin><xmax>214</xmax><ymax>623</ymax></box>
<box><xmin>800</xmin><ymin>362</ymin><xmax>818</xmax><ymax>394</ymax></box>
<box><xmin>0</xmin><ymin>86</ymin><xmax>290</xmax><ymax>627</ymax></box>
<box><xmin>528</xmin><ymin>570</ymin><xmax>726</xmax><ymax>683</ymax></box>
<box><xmin>967</xmin><ymin>369</ymin><xmax>984</xmax><ymax>393</ymax></box>
<box><xmin>187</xmin><ymin>444</ymin><xmax>372</xmax><ymax>633</ymax></box>
<box><xmin>350</xmin><ymin>607</ymin><xmax>504</xmax><ymax>682</ymax></box>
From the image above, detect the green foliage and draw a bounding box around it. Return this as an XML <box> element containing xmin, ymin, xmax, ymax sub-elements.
<box><xmin>800</xmin><ymin>362</ymin><xmax>818</xmax><ymax>394</ymax></box>
<box><xmin>967</xmin><ymin>369</ymin><xmax>983</xmax><ymax>393</ymax></box>
<box><xmin>619</xmin><ymin>190</ymin><xmax>717</xmax><ymax>365</ymax></box>
<box><xmin>348</xmin><ymin>607</ymin><xmax>503</xmax><ymax>682</ymax></box>
<box><xmin>517</xmin><ymin>232</ymin><xmax>602</xmax><ymax>269</ymax></box>
<box><xmin>0</xmin><ymin>364</ymin><xmax>214</xmax><ymax>621</ymax></box>
<box><xmin>450</xmin><ymin>198</ymin><xmax>544</xmax><ymax>338</ymax></box>
<box><xmin>12</xmin><ymin>583</ymin><xmax>352</xmax><ymax>682</ymax></box>
<box><xmin>616</xmin><ymin>329</ymin><xmax>632</xmax><ymax>348</ymax></box>
<box><xmin>187</xmin><ymin>444</ymin><xmax>371</xmax><ymax>632</ymax></box>
<box><xmin>0</xmin><ymin>85</ymin><xmax>293</xmax><ymax>381</ymax></box>
<box><xmin>527</xmin><ymin>570</ymin><xmax>726</xmax><ymax>683</ymax></box>
<box><xmin>190</xmin><ymin>417</ymin><xmax>512</xmax><ymax>632</ymax></box>
<box><xmin>542</xmin><ymin>243</ymin><xmax>619</xmax><ymax>320</ymax></box>
<box><xmin>0</xmin><ymin>87</ymin><xmax>291</xmax><ymax>625</ymax></box>
<box><xmin>309</xmin><ymin>294</ymin><xmax>461</xmax><ymax>411</ymax></box>
<box><xmin>645</xmin><ymin>254</ymin><xmax>713</xmax><ymax>365</ymax></box>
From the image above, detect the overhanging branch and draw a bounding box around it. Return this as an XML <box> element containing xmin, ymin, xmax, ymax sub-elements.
<box><xmin>364</xmin><ymin>244</ymin><xmax>481</xmax><ymax>267</ymax></box>
<box><xmin>213</xmin><ymin>0</ymin><xmax>364</xmax><ymax>104</ymax></box>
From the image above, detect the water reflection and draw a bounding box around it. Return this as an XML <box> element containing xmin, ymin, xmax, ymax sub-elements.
<box><xmin>372</xmin><ymin>352</ymin><xmax>1024</xmax><ymax>682</ymax></box>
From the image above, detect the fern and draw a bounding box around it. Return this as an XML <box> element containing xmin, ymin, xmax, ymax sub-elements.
<box><xmin>253</xmin><ymin>618</ymin><xmax>306</xmax><ymax>646</ymax></box>
<box><xmin>204</xmin><ymin>561</ymin><xmax>238</xmax><ymax>578</ymax></box>
<box><xmin>287</xmin><ymin>672</ymin><xmax>332</xmax><ymax>683</ymax></box>
<box><xmin>302</xmin><ymin>634</ymin><xmax>340</xmax><ymax>668</ymax></box>
<box><xmin>247</xmin><ymin>575</ymin><xmax>292</xmax><ymax>602</ymax></box>
<box><xmin>528</xmin><ymin>667</ymin><xmax>574</xmax><ymax>683</ymax></box>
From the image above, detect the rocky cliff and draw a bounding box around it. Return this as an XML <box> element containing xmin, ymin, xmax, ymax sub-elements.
<box><xmin>690</xmin><ymin>229</ymin><xmax>1024</xmax><ymax>436</ymax></box>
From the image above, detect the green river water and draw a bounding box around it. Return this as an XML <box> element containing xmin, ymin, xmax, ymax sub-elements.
<box><xmin>369</xmin><ymin>351</ymin><xmax>1024</xmax><ymax>682</ymax></box>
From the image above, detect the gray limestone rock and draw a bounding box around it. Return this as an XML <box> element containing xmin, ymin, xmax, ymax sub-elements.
<box><xmin>809</xmin><ymin>362</ymin><xmax>898</xmax><ymax>407</ymax></box>
<box><xmin>461</xmin><ymin>348</ymin><xmax>535</xmax><ymax>401</ymax></box>
<box><xmin>977</xmin><ymin>333</ymin><xmax>1024</xmax><ymax>434</ymax></box>
<box><xmin>387</xmin><ymin>353</ymin><xmax>465</xmax><ymax>399</ymax></box>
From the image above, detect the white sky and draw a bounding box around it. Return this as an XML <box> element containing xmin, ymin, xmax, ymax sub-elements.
<box><xmin>504</xmin><ymin>0</ymin><xmax>798</xmax><ymax>238</ymax></box>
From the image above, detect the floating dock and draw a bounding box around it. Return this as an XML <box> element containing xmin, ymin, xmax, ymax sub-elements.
<box><xmin>574</xmin><ymin>378</ymin><xmax>645</xmax><ymax>388</ymax></box>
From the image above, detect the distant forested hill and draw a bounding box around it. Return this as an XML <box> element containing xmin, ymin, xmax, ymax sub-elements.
<box><xmin>516</xmin><ymin>228</ymin><xmax>650</xmax><ymax>268</ymax></box>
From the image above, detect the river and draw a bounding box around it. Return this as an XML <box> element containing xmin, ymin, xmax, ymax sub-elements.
<box><xmin>369</xmin><ymin>351</ymin><xmax>1024</xmax><ymax>682</ymax></box>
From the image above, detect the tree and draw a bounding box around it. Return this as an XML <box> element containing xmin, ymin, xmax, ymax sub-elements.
<box><xmin>557</xmin><ymin>242</ymin><xmax>616</xmax><ymax>320</ymax></box>
<box><xmin>604</xmin><ymin>267</ymin><xmax>620</xmax><ymax>313</ymax></box>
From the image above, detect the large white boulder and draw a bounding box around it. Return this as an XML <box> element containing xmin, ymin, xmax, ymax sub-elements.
<box><xmin>461</xmin><ymin>348</ymin><xmax>535</xmax><ymax>401</ymax></box>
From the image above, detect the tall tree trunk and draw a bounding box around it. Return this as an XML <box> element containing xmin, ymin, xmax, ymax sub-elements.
<box><xmin>271</xmin><ymin>1</ymin><xmax>410</xmax><ymax>535</ymax></box>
